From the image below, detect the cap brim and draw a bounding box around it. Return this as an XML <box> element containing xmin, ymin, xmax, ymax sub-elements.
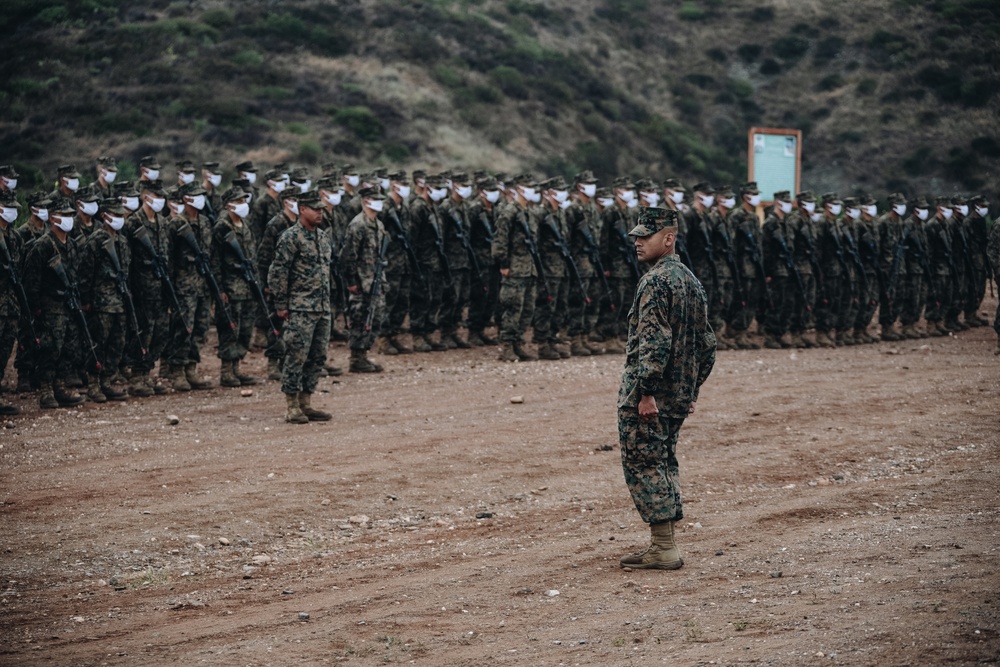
<box><xmin>628</xmin><ymin>224</ymin><xmax>656</xmax><ymax>237</ymax></box>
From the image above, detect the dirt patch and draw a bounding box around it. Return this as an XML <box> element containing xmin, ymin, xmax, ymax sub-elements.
<box><xmin>1</xmin><ymin>311</ymin><xmax>998</xmax><ymax>666</ymax></box>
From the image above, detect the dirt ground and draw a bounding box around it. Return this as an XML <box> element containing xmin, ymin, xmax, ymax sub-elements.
<box><xmin>1</xmin><ymin>308</ymin><xmax>998</xmax><ymax>666</ymax></box>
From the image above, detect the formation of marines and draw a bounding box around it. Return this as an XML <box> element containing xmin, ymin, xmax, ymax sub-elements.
<box><xmin>0</xmin><ymin>159</ymin><xmax>997</xmax><ymax>421</ymax></box>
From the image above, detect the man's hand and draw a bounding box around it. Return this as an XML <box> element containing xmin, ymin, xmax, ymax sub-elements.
<box><xmin>276</xmin><ymin>309</ymin><xmax>289</xmax><ymax>320</ymax></box>
<box><xmin>689</xmin><ymin>401</ymin><xmax>696</xmax><ymax>414</ymax></box>
<box><xmin>220</xmin><ymin>292</ymin><xmax>228</xmax><ymax>305</ymax></box>
<box><xmin>638</xmin><ymin>395</ymin><xmax>658</xmax><ymax>421</ymax></box>
<box><xmin>500</xmin><ymin>268</ymin><xmax>510</xmax><ymax>278</ymax></box>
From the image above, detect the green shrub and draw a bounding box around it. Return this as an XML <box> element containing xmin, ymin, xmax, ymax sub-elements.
<box><xmin>201</xmin><ymin>8</ymin><xmax>234</xmax><ymax>28</ymax></box>
<box><xmin>383</xmin><ymin>143</ymin><xmax>411</xmax><ymax>162</ymax></box>
<box><xmin>749</xmin><ymin>6</ymin><xmax>775</xmax><ymax>22</ymax></box>
<box><xmin>971</xmin><ymin>136</ymin><xmax>1000</xmax><ymax>158</ymax></box>
<box><xmin>902</xmin><ymin>146</ymin><xmax>933</xmax><ymax>177</ymax></box>
<box><xmin>856</xmin><ymin>78</ymin><xmax>877</xmax><ymax>95</ymax></box>
<box><xmin>706</xmin><ymin>47</ymin><xmax>727</xmax><ymax>63</ymax></box>
<box><xmin>737</xmin><ymin>44</ymin><xmax>762</xmax><ymax>62</ymax></box>
<box><xmin>760</xmin><ymin>58</ymin><xmax>782</xmax><ymax>75</ymax></box>
<box><xmin>814</xmin><ymin>36</ymin><xmax>844</xmax><ymax>63</ymax></box>
<box><xmin>251</xmin><ymin>85</ymin><xmax>293</xmax><ymax>100</ymax></box>
<box><xmin>816</xmin><ymin>74</ymin><xmax>843</xmax><ymax>91</ymax></box>
<box><xmin>730</xmin><ymin>79</ymin><xmax>754</xmax><ymax>99</ymax></box>
<box><xmin>232</xmin><ymin>49</ymin><xmax>264</xmax><ymax>67</ymax></box>
<box><xmin>287</xmin><ymin>122</ymin><xmax>309</xmax><ymax>135</ymax></box>
<box><xmin>489</xmin><ymin>66</ymin><xmax>528</xmax><ymax>99</ymax></box>
<box><xmin>434</xmin><ymin>65</ymin><xmax>464</xmax><ymax>89</ymax></box>
<box><xmin>331</xmin><ymin>106</ymin><xmax>385</xmax><ymax>142</ymax></box>
<box><xmin>837</xmin><ymin>130</ymin><xmax>863</xmax><ymax>143</ymax></box>
<box><xmin>678</xmin><ymin>2</ymin><xmax>706</xmax><ymax>21</ymax></box>
<box><xmin>297</xmin><ymin>140</ymin><xmax>322</xmax><ymax>163</ymax></box>
<box><xmin>773</xmin><ymin>35</ymin><xmax>809</xmax><ymax>62</ymax></box>
<box><xmin>37</xmin><ymin>5</ymin><xmax>70</xmax><ymax>25</ymax></box>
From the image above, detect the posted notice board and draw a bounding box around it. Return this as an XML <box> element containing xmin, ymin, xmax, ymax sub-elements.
<box><xmin>748</xmin><ymin>128</ymin><xmax>802</xmax><ymax>203</ymax></box>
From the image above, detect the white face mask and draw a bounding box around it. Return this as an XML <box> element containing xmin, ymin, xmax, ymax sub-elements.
<box><xmin>915</xmin><ymin>208</ymin><xmax>929</xmax><ymax>221</ymax></box>
<box><xmin>34</xmin><ymin>207</ymin><xmax>48</xmax><ymax>221</ymax></box>
<box><xmin>188</xmin><ymin>195</ymin><xmax>206</xmax><ymax>210</ymax></box>
<box><xmin>802</xmin><ymin>201</ymin><xmax>816</xmax><ymax>214</ymax></box>
<box><xmin>560</xmin><ymin>199</ymin><xmax>572</xmax><ymax>210</ymax></box>
<box><xmin>779</xmin><ymin>201</ymin><xmax>793</xmax><ymax>214</ymax></box>
<box><xmin>231</xmin><ymin>201</ymin><xmax>250</xmax><ymax>218</ymax></box>
<box><xmin>2</xmin><ymin>177</ymin><xmax>16</xmax><ymax>190</ymax></box>
<box><xmin>976</xmin><ymin>206</ymin><xmax>988</xmax><ymax>217</ymax></box>
<box><xmin>0</xmin><ymin>207</ymin><xmax>17</xmax><ymax>223</ymax></box>
<box><xmin>107</xmin><ymin>215</ymin><xmax>125</xmax><ymax>231</ymax></box>
<box><xmin>241</xmin><ymin>171</ymin><xmax>257</xmax><ymax>185</ymax></box>
<box><xmin>553</xmin><ymin>190</ymin><xmax>569</xmax><ymax>203</ymax></box>
<box><xmin>168</xmin><ymin>201</ymin><xmax>183</xmax><ymax>217</ymax></box>
<box><xmin>208</xmin><ymin>173</ymin><xmax>222</xmax><ymax>187</ymax></box>
<box><xmin>863</xmin><ymin>205</ymin><xmax>877</xmax><ymax>217</ymax></box>
<box><xmin>626</xmin><ymin>199</ymin><xmax>638</xmax><ymax>208</ymax></box>
<box><xmin>597</xmin><ymin>197</ymin><xmax>614</xmax><ymax>208</ymax></box>
<box><xmin>65</xmin><ymin>177</ymin><xmax>80</xmax><ymax>192</ymax></box>
<box><xmin>144</xmin><ymin>168</ymin><xmax>159</xmax><ymax>181</ymax></box>
<box><xmin>367</xmin><ymin>199</ymin><xmax>384</xmax><ymax>212</ymax></box>
<box><xmin>811</xmin><ymin>212</ymin><xmax>823</xmax><ymax>223</ymax></box>
<box><xmin>641</xmin><ymin>192</ymin><xmax>660</xmax><ymax>206</ymax></box>
<box><xmin>846</xmin><ymin>207</ymin><xmax>861</xmax><ymax>220</ymax></box>
<box><xmin>179</xmin><ymin>172</ymin><xmax>195</xmax><ymax>185</ymax></box>
<box><xmin>698</xmin><ymin>194</ymin><xmax>715</xmax><ymax>207</ymax></box>
<box><xmin>519</xmin><ymin>186</ymin><xmax>536</xmax><ymax>201</ymax></box>
<box><xmin>484</xmin><ymin>190</ymin><xmax>500</xmax><ymax>204</ymax></box>
<box><xmin>827</xmin><ymin>204</ymin><xmax>842</xmax><ymax>216</ymax></box>
<box><xmin>379</xmin><ymin>178</ymin><xmax>390</xmax><ymax>191</ymax></box>
<box><xmin>123</xmin><ymin>197</ymin><xmax>139</xmax><ymax>211</ymax></box>
<box><xmin>940</xmin><ymin>207</ymin><xmax>952</xmax><ymax>220</ymax></box>
<box><xmin>720</xmin><ymin>197</ymin><xmax>736</xmax><ymax>209</ymax></box>
<box><xmin>620</xmin><ymin>190</ymin><xmax>635</xmax><ymax>203</ymax></box>
<box><xmin>296</xmin><ymin>180</ymin><xmax>312</xmax><ymax>193</ymax></box>
<box><xmin>54</xmin><ymin>215</ymin><xmax>74</xmax><ymax>232</ymax></box>
<box><xmin>956</xmin><ymin>204</ymin><xmax>968</xmax><ymax>216</ymax></box>
<box><xmin>270</xmin><ymin>179</ymin><xmax>286</xmax><ymax>193</ymax></box>
<box><xmin>323</xmin><ymin>191</ymin><xmax>342</xmax><ymax>206</ymax></box>
<box><xmin>80</xmin><ymin>201</ymin><xmax>99</xmax><ymax>216</ymax></box>
<box><xmin>395</xmin><ymin>184</ymin><xmax>411</xmax><ymax>199</ymax></box>
<box><xmin>346</xmin><ymin>174</ymin><xmax>360</xmax><ymax>187</ymax></box>
<box><xmin>456</xmin><ymin>185</ymin><xmax>473</xmax><ymax>200</ymax></box>
<box><xmin>892</xmin><ymin>204</ymin><xmax>906</xmax><ymax>216</ymax></box>
<box><xmin>669</xmin><ymin>190</ymin><xmax>684</xmax><ymax>205</ymax></box>
<box><xmin>581</xmin><ymin>183</ymin><xmax>596</xmax><ymax>198</ymax></box>
<box><xmin>147</xmin><ymin>197</ymin><xmax>165</xmax><ymax>213</ymax></box>
<box><xmin>286</xmin><ymin>200</ymin><xmax>299</xmax><ymax>215</ymax></box>
<box><xmin>429</xmin><ymin>188</ymin><xmax>448</xmax><ymax>202</ymax></box>
<box><xmin>747</xmin><ymin>194</ymin><xmax>761</xmax><ymax>207</ymax></box>
<box><xmin>530</xmin><ymin>191</ymin><xmax>542</xmax><ymax>203</ymax></box>
<box><xmin>101</xmin><ymin>170</ymin><xmax>116</xmax><ymax>185</ymax></box>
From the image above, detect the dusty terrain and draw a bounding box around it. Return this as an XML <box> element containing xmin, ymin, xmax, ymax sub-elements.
<box><xmin>1</xmin><ymin>312</ymin><xmax>998</xmax><ymax>666</ymax></box>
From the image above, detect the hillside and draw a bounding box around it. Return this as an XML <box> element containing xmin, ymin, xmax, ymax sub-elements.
<box><xmin>2</xmin><ymin>0</ymin><xmax>999</xmax><ymax>200</ymax></box>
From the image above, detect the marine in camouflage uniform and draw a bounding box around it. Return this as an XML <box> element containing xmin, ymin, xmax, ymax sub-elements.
<box><xmin>0</xmin><ymin>192</ymin><xmax>23</xmax><ymax>414</ymax></box>
<box><xmin>760</xmin><ymin>191</ymin><xmax>795</xmax><ymax>348</ymax></box>
<box><xmin>835</xmin><ymin>197</ymin><xmax>863</xmax><ymax>345</ymax></box>
<box><xmin>851</xmin><ymin>195</ymin><xmax>881</xmax><ymax>343</ymax></box>
<box><xmin>71</xmin><ymin>187</ymin><xmax>101</xmax><ymax>240</ymax></box>
<box><xmin>533</xmin><ymin>177</ymin><xmax>572</xmax><ymax>360</ymax></box>
<box><xmin>13</xmin><ymin>194</ymin><xmax>54</xmax><ymax>392</ymax></box>
<box><xmin>124</xmin><ymin>180</ymin><xmax>173</xmax><ymax>396</ymax></box>
<box><xmin>211</xmin><ymin>187</ymin><xmax>260</xmax><ymax>386</ymax></box>
<box><xmin>899</xmin><ymin>198</ymin><xmax>931</xmax><ymax>338</ymax></box>
<box><xmin>564</xmin><ymin>171</ymin><xmax>606</xmax><ymax>356</ymax></box>
<box><xmin>876</xmin><ymin>193</ymin><xmax>908</xmax><ymax>340</ymax></box>
<box><xmin>813</xmin><ymin>193</ymin><xmax>848</xmax><ymax>347</ymax></box>
<box><xmin>437</xmin><ymin>172</ymin><xmax>475</xmax><ymax>349</ymax></box>
<box><xmin>923</xmin><ymin>197</ymin><xmax>957</xmax><ymax>336</ymax></box>
<box><xmin>491</xmin><ymin>175</ymin><xmax>541</xmax><ymax>362</ymax></box>
<box><xmin>249</xmin><ymin>168</ymin><xmax>287</xmax><ymax>347</ymax></box>
<box><xmin>22</xmin><ymin>200</ymin><xmax>86</xmax><ymax>409</ymax></box>
<box><xmin>318</xmin><ymin>175</ymin><xmax>350</xmax><ymax>342</ymax></box>
<box><xmin>201</xmin><ymin>162</ymin><xmax>225</xmax><ymax>224</ymax></box>
<box><xmin>986</xmin><ymin>206</ymin><xmax>1000</xmax><ymax>353</ymax></box>
<box><xmin>465</xmin><ymin>177</ymin><xmax>502</xmax><ymax>347</ymax></box>
<box><xmin>707</xmin><ymin>186</ymin><xmax>738</xmax><ymax>348</ymax></box>
<box><xmin>785</xmin><ymin>191</ymin><xmax>819</xmax><ymax>348</ymax></box>
<box><xmin>408</xmin><ymin>175</ymin><xmax>450</xmax><ymax>352</ymax></box>
<box><xmin>257</xmin><ymin>188</ymin><xmax>301</xmax><ymax>379</ymax></box>
<box><xmin>727</xmin><ymin>182</ymin><xmax>764</xmax><ymax>349</ymax></box>
<box><xmin>945</xmin><ymin>196</ymin><xmax>973</xmax><ymax>330</ymax></box>
<box><xmin>599</xmin><ymin>177</ymin><xmax>640</xmax><ymax>353</ymax></box>
<box><xmin>964</xmin><ymin>195</ymin><xmax>991</xmax><ymax>326</ymax></box>
<box><xmin>380</xmin><ymin>171</ymin><xmax>416</xmax><ymax>354</ymax></box>
<box><xmin>617</xmin><ymin>208</ymin><xmax>715</xmax><ymax>571</ymax></box>
<box><xmin>164</xmin><ymin>183</ymin><xmax>216</xmax><ymax>391</ymax></box>
<box><xmin>267</xmin><ymin>191</ymin><xmax>334</xmax><ymax>423</ymax></box>
<box><xmin>77</xmin><ymin>200</ymin><xmax>131</xmax><ymax>402</ymax></box>
<box><xmin>341</xmin><ymin>186</ymin><xmax>389</xmax><ymax>373</ymax></box>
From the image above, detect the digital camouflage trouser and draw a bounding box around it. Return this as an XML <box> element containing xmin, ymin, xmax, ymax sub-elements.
<box><xmin>280</xmin><ymin>311</ymin><xmax>331</xmax><ymax>395</ymax></box>
<box><xmin>619</xmin><ymin>407</ymin><xmax>685</xmax><ymax>524</ymax></box>
<box><xmin>498</xmin><ymin>276</ymin><xmax>537</xmax><ymax>344</ymax></box>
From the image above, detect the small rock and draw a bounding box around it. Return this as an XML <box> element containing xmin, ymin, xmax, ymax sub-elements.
<box><xmin>596</xmin><ymin>444</ymin><xmax>614</xmax><ymax>451</ymax></box>
<box><xmin>72</xmin><ymin>616</ymin><xmax>85</xmax><ymax>623</ymax></box>
<box><xmin>218</xmin><ymin>538</ymin><xmax>230</xmax><ymax>546</ymax></box>
<box><xmin>298</xmin><ymin>612</ymin><xmax>310</xmax><ymax>621</ymax></box>
<box><xmin>166</xmin><ymin>415</ymin><xmax>180</xmax><ymax>425</ymax></box>
<box><xmin>693</xmin><ymin>522</ymin><xmax>703</xmax><ymax>529</ymax></box>
<box><xmin>510</xmin><ymin>395</ymin><xmax>524</xmax><ymax>404</ymax></box>
<box><xmin>475</xmin><ymin>512</ymin><xmax>493</xmax><ymax>519</ymax></box>
<box><xmin>320</xmin><ymin>499</ymin><xmax>330</xmax><ymax>506</ymax></box>
<box><xmin>715</xmin><ymin>550</ymin><xmax>724</xmax><ymax>556</ymax></box>
<box><xmin>240</xmin><ymin>389</ymin><xmax>253</xmax><ymax>397</ymax></box>
<box><xmin>545</xmin><ymin>590</ymin><xmax>560</xmax><ymax>597</ymax></box>
<box><xmin>282</xmin><ymin>590</ymin><xmax>294</xmax><ymax>595</ymax></box>
<box><xmin>193</xmin><ymin>542</ymin><xmax>206</xmax><ymax>551</ymax></box>
<box><xmin>252</xmin><ymin>555</ymin><xmax>271</xmax><ymax>565</ymax></box>
<box><xmin>770</xmin><ymin>571</ymin><xmax>782</xmax><ymax>578</ymax></box>
<box><xmin>348</xmin><ymin>514</ymin><xmax>370</xmax><ymax>525</ymax></box>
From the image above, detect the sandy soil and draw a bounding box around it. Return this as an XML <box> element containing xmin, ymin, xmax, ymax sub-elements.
<box><xmin>1</xmin><ymin>308</ymin><xmax>998</xmax><ymax>666</ymax></box>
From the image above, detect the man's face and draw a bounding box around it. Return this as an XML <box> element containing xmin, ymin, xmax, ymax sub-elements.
<box><xmin>299</xmin><ymin>205</ymin><xmax>322</xmax><ymax>228</ymax></box>
<box><xmin>634</xmin><ymin>227</ymin><xmax>674</xmax><ymax>263</ymax></box>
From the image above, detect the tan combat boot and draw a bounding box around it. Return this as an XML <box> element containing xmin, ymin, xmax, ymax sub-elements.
<box><xmin>185</xmin><ymin>364</ymin><xmax>214</xmax><ymax>390</ymax></box>
<box><xmin>284</xmin><ymin>393</ymin><xmax>308</xmax><ymax>424</ymax></box>
<box><xmin>234</xmin><ymin>359</ymin><xmax>259</xmax><ymax>385</ymax></box>
<box><xmin>220</xmin><ymin>360</ymin><xmax>241</xmax><ymax>387</ymax></box>
<box><xmin>349</xmin><ymin>349</ymin><xmax>383</xmax><ymax>373</ymax></box>
<box><xmin>38</xmin><ymin>383</ymin><xmax>58</xmax><ymax>410</ymax></box>
<box><xmin>619</xmin><ymin>521</ymin><xmax>683</xmax><ymax>570</ymax></box>
<box><xmin>537</xmin><ymin>342</ymin><xmax>562</xmax><ymax>360</ymax></box>
<box><xmin>603</xmin><ymin>337</ymin><xmax>625</xmax><ymax>354</ymax></box>
<box><xmin>169</xmin><ymin>364</ymin><xmax>191</xmax><ymax>391</ymax></box>
<box><xmin>86</xmin><ymin>376</ymin><xmax>108</xmax><ymax>403</ymax></box>
<box><xmin>497</xmin><ymin>342</ymin><xmax>518</xmax><ymax>362</ymax></box>
<box><xmin>995</xmin><ymin>338</ymin><xmax>1000</xmax><ymax>355</ymax></box>
<box><xmin>54</xmin><ymin>380</ymin><xmax>84</xmax><ymax>406</ymax></box>
<box><xmin>129</xmin><ymin>372</ymin><xmax>154</xmax><ymax>397</ymax></box>
<box><xmin>513</xmin><ymin>341</ymin><xmax>538</xmax><ymax>361</ymax></box>
<box><xmin>298</xmin><ymin>392</ymin><xmax>332</xmax><ymax>421</ymax></box>
<box><xmin>266</xmin><ymin>357</ymin><xmax>282</xmax><ymax>381</ymax></box>
<box><xmin>763</xmin><ymin>333</ymin><xmax>782</xmax><ymax>349</ymax></box>
<box><xmin>569</xmin><ymin>335</ymin><xmax>592</xmax><ymax>357</ymax></box>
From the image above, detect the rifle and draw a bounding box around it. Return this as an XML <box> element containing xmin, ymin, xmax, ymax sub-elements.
<box><xmin>222</xmin><ymin>230</ymin><xmax>280</xmax><ymax>337</ymax></box>
<box><xmin>427</xmin><ymin>204</ymin><xmax>454</xmax><ymax>287</ymax></box>
<box><xmin>543</xmin><ymin>212</ymin><xmax>590</xmax><ymax>306</ymax></box>
<box><xmin>48</xmin><ymin>255</ymin><xmax>101</xmax><ymax>373</ymax></box>
<box><xmin>841</xmin><ymin>226</ymin><xmax>873</xmax><ymax>307</ymax></box>
<box><xmin>576</xmin><ymin>219</ymin><xmax>615</xmax><ymax>313</ymax></box>
<box><xmin>0</xmin><ymin>232</ymin><xmax>39</xmax><ymax>349</ymax></box>
<box><xmin>715</xmin><ymin>218</ymin><xmax>745</xmax><ymax>308</ymax></box>
<box><xmin>738</xmin><ymin>221</ymin><xmax>773</xmax><ymax>311</ymax></box>
<box><xmin>776</xmin><ymin>235</ymin><xmax>810</xmax><ymax>312</ymax></box>
<box><xmin>676</xmin><ymin>234</ymin><xmax>693</xmax><ymax>271</ymax></box>
<box><xmin>132</xmin><ymin>223</ymin><xmax>191</xmax><ymax>337</ymax></box>
<box><xmin>611</xmin><ymin>214</ymin><xmax>641</xmax><ymax>283</ymax></box>
<box><xmin>328</xmin><ymin>234</ymin><xmax>351</xmax><ymax>329</ymax></box>
<box><xmin>908</xmin><ymin>224</ymin><xmax>938</xmax><ymax>307</ymax></box>
<box><xmin>364</xmin><ymin>234</ymin><xmax>390</xmax><ymax>332</ymax></box>
<box><xmin>476</xmin><ymin>210</ymin><xmax>495</xmax><ymax>244</ymax></box>
<box><xmin>693</xmin><ymin>211</ymin><xmax>722</xmax><ymax>303</ymax></box>
<box><xmin>446</xmin><ymin>206</ymin><xmax>487</xmax><ymax>292</ymax></box>
<box><xmin>386</xmin><ymin>206</ymin><xmax>426</xmax><ymax>289</ymax></box>
<box><xmin>886</xmin><ymin>231</ymin><xmax>907</xmax><ymax>307</ymax></box>
<box><xmin>102</xmin><ymin>236</ymin><xmax>146</xmax><ymax>358</ymax></box>
<box><xmin>175</xmin><ymin>222</ymin><xmax>235</xmax><ymax>333</ymax></box>
<box><xmin>517</xmin><ymin>208</ymin><xmax>552</xmax><ymax>301</ymax></box>
<box><xmin>858</xmin><ymin>229</ymin><xmax>885</xmax><ymax>308</ymax></box>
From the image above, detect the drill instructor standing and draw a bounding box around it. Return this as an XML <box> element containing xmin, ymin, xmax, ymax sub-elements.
<box><xmin>618</xmin><ymin>207</ymin><xmax>716</xmax><ymax>570</ymax></box>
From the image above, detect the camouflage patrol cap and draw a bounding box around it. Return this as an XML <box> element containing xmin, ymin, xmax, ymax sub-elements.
<box><xmin>297</xmin><ymin>190</ymin><xmax>323</xmax><ymax>210</ymax></box>
<box><xmin>595</xmin><ymin>186</ymin><xmax>613</xmax><ymax>199</ymax></box>
<box><xmin>0</xmin><ymin>165</ymin><xmax>20</xmax><ymax>178</ymax></box>
<box><xmin>222</xmin><ymin>186</ymin><xmax>250</xmax><ymax>204</ymax></box>
<box><xmin>970</xmin><ymin>194</ymin><xmax>988</xmax><ymax>206</ymax></box>
<box><xmin>0</xmin><ymin>190</ymin><xmax>20</xmax><ymax>207</ymax></box>
<box><xmin>167</xmin><ymin>188</ymin><xmax>185</xmax><ymax>203</ymax></box>
<box><xmin>358</xmin><ymin>185</ymin><xmax>385</xmax><ymax>200</ymax></box>
<box><xmin>663</xmin><ymin>178</ymin><xmax>686</xmax><ymax>191</ymax></box>
<box><xmin>176</xmin><ymin>160</ymin><xmax>196</xmax><ymax>173</ymax></box>
<box><xmin>179</xmin><ymin>182</ymin><xmax>207</xmax><ymax>197</ymax></box>
<box><xmin>740</xmin><ymin>181</ymin><xmax>759</xmax><ymax>195</ymax></box>
<box><xmin>235</xmin><ymin>160</ymin><xmax>256</xmax><ymax>173</ymax></box>
<box><xmin>574</xmin><ymin>170</ymin><xmax>598</xmax><ymax>184</ymax></box>
<box><xmin>75</xmin><ymin>186</ymin><xmax>100</xmax><ymax>203</ymax></box>
<box><xmin>821</xmin><ymin>192</ymin><xmax>842</xmax><ymax>205</ymax></box>
<box><xmin>341</xmin><ymin>163</ymin><xmax>358</xmax><ymax>175</ymax></box>
<box><xmin>451</xmin><ymin>171</ymin><xmax>471</xmax><ymax>184</ymax></box>
<box><xmin>232</xmin><ymin>178</ymin><xmax>254</xmax><ymax>195</ymax></box>
<box><xmin>96</xmin><ymin>156</ymin><xmax>117</xmax><ymax>170</ymax></box>
<box><xmin>478</xmin><ymin>177</ymin><xmax>499</xmax><ymax>190</ymax></box>
<box><xmin>279</xmin><ymin>188</ymin><xmax>300</xmax><ymax>202</ymax></box>
<box><xmin>101</xmin><ymin>198</ymin><xmax>125</xmax><ymax>216</ymax></box>
<box><xmin>842</xmin><ymin>197</ymin><xmax>859</xmax><ymax>208</ymax></box>
<box><xmin>634</xmin><ymin>177</ymin><xmax>655</xmax><ymax>191</ymax></box>
<box><xmin>320</xmin><ymin>162</ymin><xmax>338</xmax><ymax>177</ymax></box>
<box><xmin>139</xmin><ymin>179</ymin><xmax>166</xmax><ymax>196</ymax></box>
<box><xmin>887</xmin><ymin>192</ymin><xmax>907</xmax><ymax>204</ymax></box>
<box><xmin>910</xmin><ymin>196</ymin><xmax>929</xmax><ymax>209</ymax></box>
<box><xmin>472</xmin><ymin>170</ymin><xmax>489</xmax><ymax>182</ymax></box>
<box><xmin>716</xmin><ymin>184</ymin><xmax>735</xmax><ymax>199</ymax></box>
<box><xmin>412</xmin><ymin>169</ymin><xmax>427</xmax><ymax>181</ymax></box>
<box><xmin>113</xmin><ymin>181</ymin><xmax>139</xmax><ymax>197</ymax></box>
<box><xmin>51</xmin><ymin>197</ymin><xmax>76</xmax><ymax>215</ymax></box>
<box><xmin>493</xmin><ymin>172</ymin><xmax>510</xmax><ymax>184</ymax></box>
<box><xmin>273</xmin><ymin>162</ymin><xmax>290</xmax><ymax>175</ymax></box>
<box><xmin>315</xmin><ymin>177</ymin><xmax>338</xmax><ymax>191</ymax></box>
<box><xmin>290</xmin><ymin>167</ymin><xmax>311</xmax><ymax>183</ymax></box>
<box><xmin>202</xmin><ymin>161</ymin><xmax>220</xmax><ymax>172</ymax></box>
<box><xmin>57</xmin><ymin>164</ymin><xmax>81</xmax><ymax>179</ymax></box>
<box><xmin>371</xmin><ymin>167</ymin><xmax>388</xmax><ymax>179</ymax></box>
<box><xmin>796</xmin><ymin>190</ymin><xmax>816</xmax><ymax>202</ymax></box>
<box><xmin>510</xmin><ymin>173</ymin><xmax>534</xmax><ymax>186</ymax></box>
<box><xmin>860</xmin><ymin>193</ymin><xmax>877</xmax><ymax>206</ymax></box>
<box><xmin>692</xmin><ymin>182</ymin><xmax>715</xmax><ymax>194</ymax></box>
<box><xmin>628</xmin><ymin>207</ymin><xmax>678</xmax><ymax>237</ymax></box>
<box><xmin>423</xmin><ymin>173</ymin><xmax>444</xmax><ymax>187</ymax></box>
<box><xmin>28</xmin><ymin>191</ymin><xmax>52</xmax><ymax>208</ymax></box>
<box><xmin>264</xmin><ymin>168</ymin><xmax>284</xmax><ymax>183</ymax></box>
<box><xmin>950</xmin><ymin>194</ymin><xmax>967</xmax><ymax>205</ymax></box>
<box><xmin>934</xmin><ymin>195</ymin><xmax>951</xmax><ymax>206</ymax></box>
<box><xmin>541</xmin><ymin>176</ymin><xmax>567</xmax><ymax>190</ymax></box>
<box><xmin>773</xmin><ymin>190</ymin><xmax>792</xmax><ymax>202</ymax></box>
<box><xmin>438</xmin><ymin>169</ymin><xmax>454</xmax><ymax>182</ymax></box>
<box><xmin>388</xmin><ymin>169</ymin><xmax>407</xmax><ymax>182</ymax></box>
<box><xmin>138</xmin><ymin>156</ymin><xmax>161</xmax><ymax>170</ymax></box>
<box><xmin>612</xmin><ymin>176</ymin><xmax>634</xmax><ymax>190</ymax></box>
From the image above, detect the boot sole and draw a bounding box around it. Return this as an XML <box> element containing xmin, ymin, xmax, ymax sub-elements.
<box><xmin>620</xmin><ymin>558</ymin><xmax>684</xmax><ymax>570</ymax></box>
